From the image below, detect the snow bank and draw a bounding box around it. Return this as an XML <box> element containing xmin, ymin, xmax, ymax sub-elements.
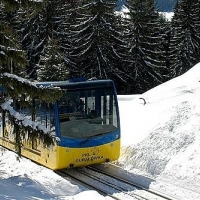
<box><xmin>118</xmin><ymin>62</ymin><xmax>200</xmax><ymax>193</ymax></box>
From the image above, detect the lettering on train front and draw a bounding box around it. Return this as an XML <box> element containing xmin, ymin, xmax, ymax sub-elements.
<box><xmin>75</xmin><ymin>147</ymin><xmax>104</xmax><ymax>163</ymax></box>
<box><xmin>75</xmin><ymin>156</ymin><xmax>104</xmax><ymax>163</ymax></box>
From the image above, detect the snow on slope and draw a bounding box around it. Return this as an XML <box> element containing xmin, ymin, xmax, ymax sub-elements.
<box><xmin>118</xmin><ymin>62</ymin><xmax>200</xmax><ymax>194</ymax></box>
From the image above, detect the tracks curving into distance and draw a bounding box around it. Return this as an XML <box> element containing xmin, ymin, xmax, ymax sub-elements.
<box><xmin>55</xmin><ymin>163</ymin><xmax>179</xmax><ymax>200</ymax></box>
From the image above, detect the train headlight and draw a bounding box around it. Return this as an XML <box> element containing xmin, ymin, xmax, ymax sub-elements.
<box><xmin>69</xmin><ymin>163</ymin><xmax>74</xmax><ymax>168</ymax></box>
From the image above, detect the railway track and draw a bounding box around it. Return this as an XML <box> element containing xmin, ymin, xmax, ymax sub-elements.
<box><xmin>55</xmin><ymin>164</ymin><xmax>179</xmax><ymax>200</ymax></box>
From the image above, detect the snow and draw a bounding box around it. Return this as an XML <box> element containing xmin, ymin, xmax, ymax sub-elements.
<box><xmin>115</xmin><ymin>6</ymin><xmax>130</xmax><ymax>18</ymax></box>
<box><xmin>1</xmin><ymin>62</ymin><xmax>200</xmax><ymax>199</ymax></box>
<box><xmin>159</xmin><ymin>12</ymin><xmax>174</xmax><ymax>21</ymax></box>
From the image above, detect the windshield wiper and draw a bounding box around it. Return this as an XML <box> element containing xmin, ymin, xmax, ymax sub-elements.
<box><xmin>80</xmin><ymin>132</ymin><xmax>108</xmax><ymax>145</ymax></box>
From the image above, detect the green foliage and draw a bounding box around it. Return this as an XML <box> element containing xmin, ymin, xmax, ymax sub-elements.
<box><xmin>2</xmin><ymin>0</ymin><xmax>45</xmax><ymax>11</ymax></box>
<box><xmin>169</xmin><ymin>0</ymin><xmax>200</xmax><ymax>77</ymax></box>
<box><xmin>15</xmin><ymin>0</ymin><xmax>71</xmax><ymax>79</ymax></box>
<box><xmin>0</xmin><ymin>73</ymin><xmax>63</xmax><ymax>103</ymax></box>
<box><xmin>37</xmin><ymin>37</ymin><xmax>69</xmax><ymax>81</ymax></box>
<box><xmin>65</xmin><ymin>0</ymin><xmax>130</xmax><ymax>86</ymax></box>
<box><xmin>2</xmin><ymin>0</ymin><xmax>200</xmax><ymax>95</ymax></box>
<box><xmin>124</xmin><ymin>0</ymin><xmax>167</xmax><ymax>93</ymax></box>
<box><xmin>2</xmin><ymin>109</ymin><xmax>55</xmax><ymax>156</ymax></box>
<box><xmin>0</xmin><ymin>73</ymin><xmax>63</xmax><ymax>155</ymax></box>
<box><xmin>0</xmin><ymin>4</ymin><xmax>27</xmax><ymax>74</ymax></box>
<box><xmin>0</xmin><ymin>0</ymin><xmax>47</xmax><ymax>76</ymax></box>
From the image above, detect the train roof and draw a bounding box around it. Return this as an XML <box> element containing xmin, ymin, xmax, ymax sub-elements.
<box><xmin>35</xmin><ymin>79</ymin><xmax>114</xmax><ymax>90</ymax></box>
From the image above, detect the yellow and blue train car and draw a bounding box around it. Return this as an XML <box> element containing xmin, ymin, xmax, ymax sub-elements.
<box><xmin>0</xmin><ymin>79</ymin><xmax>120</xmax><ymax>170</ymax></box>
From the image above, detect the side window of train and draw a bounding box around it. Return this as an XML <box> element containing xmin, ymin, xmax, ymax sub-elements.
<box><xmin>16</xmin><ymin>98</ymin><xmax>55</xmax><ymax>135</ymax></box>
<box><xmin>32</xmin><ymin>137</ymin><xmax>41</xmax><ymax>152</ymax></box>
<box><xmin>31</xmin><ymin>100</ymin><xmax>55</xmax><ymax>150</ymax></box>
<box><xmin>0</xmin><ymin>110</ymin><xmax>9</xmax><ymax>138</ymax></box>
<box><xmin>59</xmin><ymin>91</ymin><xmax>84</xmax><ymax>114</ymax></box>
<box><xmin>34</xmin><ymin>100</ymin><xmax>55</xmax><ymax>131</ymax></box>
<box><xmin>3</xmin><ymin>111</ymin><xmax>10</xmax><ymax>138</ymax></box>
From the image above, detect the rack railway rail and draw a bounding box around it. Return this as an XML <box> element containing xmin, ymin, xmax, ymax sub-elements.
<box><xmin>55</xmin><ymin>164</ymin><xmax>179</xmax><ymax>200</ymax></box>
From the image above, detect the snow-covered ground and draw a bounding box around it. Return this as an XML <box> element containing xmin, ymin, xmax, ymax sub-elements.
<box><xmin>1</xmin><ymin>62</ymin><xmax>200</xmax><ymax>199</ymax></box>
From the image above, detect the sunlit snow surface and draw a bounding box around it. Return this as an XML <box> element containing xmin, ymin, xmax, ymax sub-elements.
<box><xmin>1</xmin><ymin>62</ymin><xmax>200</xmax><ymax>199</ymax></box>
<box><xmin>159</xmin><ymin>12</ymin><xmax>174</xmax><ymax>21</ymax></box>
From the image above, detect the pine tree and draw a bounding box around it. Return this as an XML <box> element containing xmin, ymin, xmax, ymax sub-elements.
<box><xmin>18</xmin><ymin>1</ymin><xmax>57</xmax><ymax>79</ymax></box>
<box><xmin>169</xmin><ymin>0</ymin><xmax>200</xmax><ymax>77</ymax></box>
<box><xmin>0</xmin><ymin>3</ymin><xmax>27</xmax><ymax>75</ymax></box>
<box><xmin>18</xmin><ymin>11</ymin><xmax>45</xmax><ymax>78</ymax></box>
<box><xmin>0</xmin><ymin>0</ymin><xmax>48</xmax><ymax>77</ymax></box>
<box><xmin>55</xmin><ymin>0</ymin><xmax>81</xmax><ymax>73</ymax></box>
<box><xmin>17</xmin><ymin>0</ymin><xmax>72</xmax><ymax>79</ymax></box>
<box><xmin>65</xmin><ymin>0</ymin><xmax>129</xmax><ymax>84</ymax></box>
<box><xmin>157</xmin><ymin>13</ymin><xmax>172</xmax><ymax>81</ymax></box>
<box><xmin>37</xmin><ymin>37</ymin><xmax>69</xmax><ymax>81</ymax></box>
<box><xmin>125</xmin><ymin>0</ymin><xmax>166</xmax><ymax>93</ymax></box>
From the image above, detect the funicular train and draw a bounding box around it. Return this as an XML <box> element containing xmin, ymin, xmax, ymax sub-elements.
<box><xmin>0</xmin><ymin>78</ymin><xmax>120</xmax><ymax>170</ymax></box>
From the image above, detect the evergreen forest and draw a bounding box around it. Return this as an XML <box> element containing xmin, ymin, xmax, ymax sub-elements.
<box><xmin>1</xmin><ymin>0</ymin><xmax>200</xmax><ymax>95</ymax></box>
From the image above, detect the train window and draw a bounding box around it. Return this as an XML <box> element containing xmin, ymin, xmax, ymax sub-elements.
<box><xmin>59</xmin><ymin>87</ymin><xmax>119</xmax><ymax>139</ymax></box>
<box><xmin>15</xmin><ymin>95</ymin><xmax>31</xmax><ymax>117</ymax></box>
<box><xmin>3</xmin><ymin>112</ymin><xmax>12</xmax><ymax>138</ymax></box>
<box><xmin>15</xmin><ymin>97</ymin><xmax>55</xmax><ymax>133</ymax></box>
<box><xmin>34</xmin><ymin>100</ymin><xmax>55</xmax><ymax>132</ymax></box>
<box><xmin>0</xmin><ymin>86</ymin><xmax>6</xmax><ymax>104</ymax></box>
<box><xmin>32</xmin><ymin>138</ymin><xmax>41</xmax><ymax>152</ymax></box>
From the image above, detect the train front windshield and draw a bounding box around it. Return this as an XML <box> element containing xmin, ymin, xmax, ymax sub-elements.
<box><xmin>58</xmin><ymin>86</ymin><xmax>119</xmax><ymax>139</ymax></box>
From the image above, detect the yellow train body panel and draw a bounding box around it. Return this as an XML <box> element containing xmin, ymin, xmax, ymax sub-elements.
<box><xmin>55</xmin><ymin>139</ymin><xmax>120</xmax><ymax>169</ymax></box>
<box><xmin>0</xmin><ymin>128</ymin><xmax>120</xmax><ymax>170</ymax></box>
